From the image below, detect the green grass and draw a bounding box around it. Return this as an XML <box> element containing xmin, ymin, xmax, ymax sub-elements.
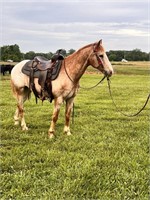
<box><xmin>0</xmin><ymin>62</ymin><xmax>150</xmax><ymax>199</ymax></box>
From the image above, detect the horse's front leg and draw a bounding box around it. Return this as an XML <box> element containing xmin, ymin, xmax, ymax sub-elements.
<box><xmin>64</xmin><ymin>97</ymin><xmax>74</xmax><ymax>136</ymax></box>
<box><xmin>48</xmin><ymin>97</ymin><xmax>62</xmax><ymax>138</ymax></box>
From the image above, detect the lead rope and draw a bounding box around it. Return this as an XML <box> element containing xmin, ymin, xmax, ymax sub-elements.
<box><xmin>107</xmin><ymin>78</ymin><xmax>150</xmax><ymax>117</ymax></box>
<box><xmin>72</xmin><ymin>102</ymin><xmax>75</xmax><ymax>124</ymax></box>
<box><xmin>80</xmin><ymin>75</ymin><xmax>106</xmax><ymax>90</ymax></box>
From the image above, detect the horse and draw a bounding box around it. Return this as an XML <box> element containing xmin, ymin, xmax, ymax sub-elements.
<box><xmin>11</xmin><ymin>39</ymin><xmax>113</xmax><ymax>138</ymax></box>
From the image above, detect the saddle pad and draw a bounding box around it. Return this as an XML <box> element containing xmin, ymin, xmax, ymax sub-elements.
<box><xmin>22</xmin><ymin>60</ymin><xmax>40</xmax><ymax>78</ymax></box>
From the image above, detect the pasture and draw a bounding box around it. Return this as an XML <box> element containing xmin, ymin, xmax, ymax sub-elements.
<box><xmin>1</xmin><ymin>62</ymin><xmax>150</xmax><ymax>199</ymax></box>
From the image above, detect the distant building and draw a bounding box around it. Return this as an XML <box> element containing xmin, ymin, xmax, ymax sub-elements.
<box><xmin>7</xmin><ymin>59</ymin><xmax>13</xmax><ymax>62</ymax></box>
<box><xmin>121</xmin><ymin>59</ymin><xmax>128</xmax><ymax>62</ymax></box>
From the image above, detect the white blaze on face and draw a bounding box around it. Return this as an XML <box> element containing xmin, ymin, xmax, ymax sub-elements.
<box><xmin>103</xmin><ymin>52</ymin><xmax>114</xmax><ymax>76</ymax></box>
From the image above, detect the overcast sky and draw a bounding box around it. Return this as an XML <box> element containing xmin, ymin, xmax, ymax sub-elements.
<box><xmin>1</xmin><ymin>0</ymin><xmax>149</xmax><ymax>53</ymax></box>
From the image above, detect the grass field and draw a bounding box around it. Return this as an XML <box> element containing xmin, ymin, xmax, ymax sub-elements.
<box><xmin>1</xmin><ymin>62</ymin><xmax>150</xmax><ymax>199</ymax></box>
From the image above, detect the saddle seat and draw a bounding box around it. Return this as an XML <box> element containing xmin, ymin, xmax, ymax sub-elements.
<box><xmin>33</xmin><ymin>56</ymin><xmax>52</xmax><ymax>71</ymax></box>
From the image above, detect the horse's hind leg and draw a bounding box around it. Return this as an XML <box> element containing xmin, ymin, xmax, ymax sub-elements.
<box><xmin>17</xmin><ymin>95</ymin><xmax>28</xmax><ymax>131</ymax></box>
<box><xmin>13</xmin><ymin>86</ymin><xmax>31</xmax><ymax>130</ymax></box>
<box><xmin>14</xmin><ymin>106</ymin><xmax>20</xmax><ymax>126</ymax></box>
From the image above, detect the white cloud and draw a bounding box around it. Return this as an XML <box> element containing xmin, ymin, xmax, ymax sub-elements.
<box><xmin>1</xmin><ymin>0</ymin><xmax>149</xmax><ymax>53</ymax></box>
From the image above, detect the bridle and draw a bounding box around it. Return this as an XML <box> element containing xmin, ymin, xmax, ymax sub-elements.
<box><xmin>93</xmin><ymin>45</ymin><xmax>104</xmax><ymax>68</ymax></box>
<box><xmin>94</xmin><ymin>53</ymin><xmax>104</xmax><ymax>66</ymax></box>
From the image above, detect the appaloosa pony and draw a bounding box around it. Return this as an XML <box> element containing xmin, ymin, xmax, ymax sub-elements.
<box><xmin>11</xmin><ymin>40</ymin><xmax>113</xmax><ymax>138</ymax></box>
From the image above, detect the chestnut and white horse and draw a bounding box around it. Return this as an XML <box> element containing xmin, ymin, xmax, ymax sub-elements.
<box><xmin>11</xmin><ymin>40</ymin><xmax>113</xmax><ymax>138</ymax></box>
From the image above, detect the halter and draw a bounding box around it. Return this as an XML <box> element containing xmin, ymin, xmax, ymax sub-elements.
<box><xmin>93</xmin><ymin>45</ymin><xmax>104</xmax><ymax>68</ymax></box>
<box><xmin>95</xmin><ymin>53</ymin><xmax>104</xmax><ymax>68</ymax></box>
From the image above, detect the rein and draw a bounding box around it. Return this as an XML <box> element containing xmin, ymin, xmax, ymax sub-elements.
<box><xmin>107</xmin><ymin>78</ymin><xmax>150</xmax><ymax>117</ymax></box>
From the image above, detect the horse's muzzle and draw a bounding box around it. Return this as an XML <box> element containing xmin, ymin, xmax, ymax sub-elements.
<box><xmin>104</xmin><ymin>70</ymin><xmax>113</xmax><ymax>77</ymax></box>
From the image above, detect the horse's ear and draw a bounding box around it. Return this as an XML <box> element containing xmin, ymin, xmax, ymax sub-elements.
<box><xmin>97</xmin><ymin>39</ymin><xmax>102</xmax><ymax>46</ymax></box>
<box><xmin>94</xmin><ymin>39</ymin><xmax>102</xmax><ymax>52</ymax></box>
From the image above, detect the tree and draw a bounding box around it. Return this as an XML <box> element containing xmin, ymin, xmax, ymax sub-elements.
<box><xmin>1</xmin><ymin>44</ymin><xmax>22</xmax><ymax>61</ymax></box>
<box><xmin>107</xmin><ymin>52</ymin><xmax>117</xmax><ymax>61</ymax></box>
<box><xmin>24</xmin><ymin>51</ymin><xmax>36</xmax><ymax>60</ymax></box>
<box><xmin>107</xmin><ymin>49</ymin><xmax>149</xmax><ymax>61</ymax></box>
<box><xmin>1</xmin><ymin>44</ymin><xmax>149</xmax><ymax>62</ymax></box>
<box><xmin>67</xmin><ymin>49</ymin><xmax>76</xmax><ymax>56</ymax></box>
<box><xmin>46</xmin><ymin>52</ymin><xmax>53</xmax><ymax>60</ymax></box>
<box><xmin>60</xmin><ymin>49</ymin><xmax>67</xmax><ymax>57</ymax></box>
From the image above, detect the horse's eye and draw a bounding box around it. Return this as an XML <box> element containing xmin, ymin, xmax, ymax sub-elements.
<box><xmin>99</xmin><ymin>55</ymin><xmax>104</xmax><ymax>58</ymax></box>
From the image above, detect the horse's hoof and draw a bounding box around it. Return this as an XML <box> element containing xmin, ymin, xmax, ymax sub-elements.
<box><xmin>64</xmin><ymin>126</ymin><xmax>72</xmax><ymax>136</ymax></box>
<box><xmin>22</xmin><ymin>126</ymin><xmax>28</xmax><ymax>131</ymax></box>
<box><xmin>64</xmin><ymin>128</ymin><xmax>72</xmax><ymax>136</ymax></box>
<box><xmin>66</xmin><ymin>131</ymin><xmax>72</xmax><ymax>136</ymax></box>
<box><xmin>14</xmin><ymin>121</ymin><xmax>19</xmax><ymax>126</ymax></box>
<box><xmin>48</xmin><ymin>133</ymin><xmax>55</xmax><ymax>139</ymax></box>
<box><xmin>48</xmin><ymin>128</ymin><xmax>55</xmax><ymax>139</ymax></box>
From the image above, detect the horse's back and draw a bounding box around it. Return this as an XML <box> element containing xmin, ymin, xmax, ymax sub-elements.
<box><xmin>11</xmin><ymin>60</ymin><xmax>30</xmax><ymax>88</ymax></box>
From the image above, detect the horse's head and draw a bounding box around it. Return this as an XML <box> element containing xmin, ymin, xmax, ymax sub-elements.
<box><xmin>88</xmin><ymin>40</ymin><xmax>113</xmax><ymax>77</ymax></box>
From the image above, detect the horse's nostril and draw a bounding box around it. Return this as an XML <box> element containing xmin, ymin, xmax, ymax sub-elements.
<box><xmin>104</xmin><ymin>70</ymin><xmax>113</xmax><ymax>77</ymax></box>
<box><xmin>104</xmin><ymin>71</ymin><xmax>108</xmax><ymax>76</ymax></box>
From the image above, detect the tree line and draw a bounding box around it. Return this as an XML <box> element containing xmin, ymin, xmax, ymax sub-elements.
<box><xmin>1</xmin><ymin>44</ymin><xmax>149</xmax><ymax>62</ymax></box>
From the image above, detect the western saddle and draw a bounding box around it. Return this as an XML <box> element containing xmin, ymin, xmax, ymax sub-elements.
<box><xmin>22</xmin><ymin>53</ymin><xmax>64</xmax><ymax>103</ymax></box>
<box><xmin>33</xmin><ymin>56</ymin><xmax>52</xmax><ymax>70</ymax></box>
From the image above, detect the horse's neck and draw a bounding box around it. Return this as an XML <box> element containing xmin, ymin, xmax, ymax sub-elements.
<box><xmin>65</xmin><ymin>47</ymin><xmax>92</xmax><ymax>82</ymax></box>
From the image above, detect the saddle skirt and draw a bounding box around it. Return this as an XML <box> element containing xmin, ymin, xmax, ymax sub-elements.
<box><xmin>22</xmin><ymin>57</ymin><xmax>63</xmax><ymax>102</ymax></box>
